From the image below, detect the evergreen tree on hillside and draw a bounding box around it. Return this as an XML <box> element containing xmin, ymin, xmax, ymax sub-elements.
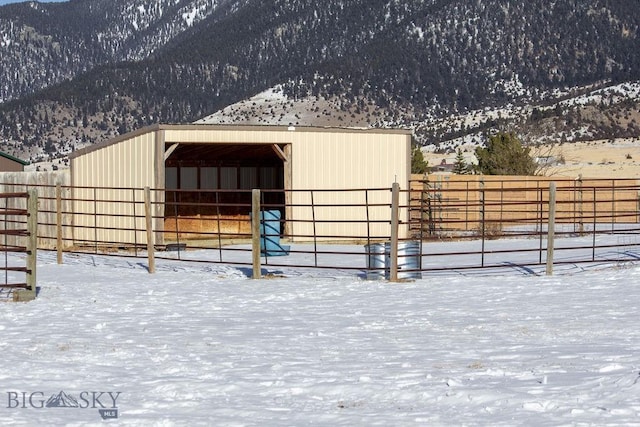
<box><xmin>474</xmin><ymin>132</ymin><xmax>537</xmax><ymax>175</ymax></box>
<box><xmin>411</xmin><ymin>145</ymin><xmax>429</xmax><ymax>174</ymax></box>
<box><xmin>453</xmin><ymin>148</ymin><xmax>470</xmax><ymax>174</ymax></box>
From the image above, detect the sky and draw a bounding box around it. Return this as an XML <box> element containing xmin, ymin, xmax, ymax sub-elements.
<box><xmin>0</xmin><ymin>0</ymin><xmax>66</xmax><ymax>5</ymax></box>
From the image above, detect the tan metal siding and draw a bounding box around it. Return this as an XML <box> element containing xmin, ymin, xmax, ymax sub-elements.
<box><xmin>289</xmin><ymin>131</ymin><xmax>410</xmax><ymax>241</ymax></box>
<box><xmin>164</xmin><ymin>128</ymin><xmax>293</xmax><ymax>144</ymax></box>
<box><xmin>71</xmin><ymin>132</ymin><xmax>157</xmax><ymax>245</ymax></box>
<box><xmin>71</xmin><ymin>125</ymin><xmax>411</xmax><ymax>245</ymax></box>
<box><xmin>163</xmin><ymin>126</ymin><xmax>410</xmax><ymax>240</ymax></box>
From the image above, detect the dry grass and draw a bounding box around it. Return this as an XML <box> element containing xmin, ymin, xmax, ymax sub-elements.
<box><xmin>424</xmin><ymin>137</ymin><xmax>640</xmax><ymax>179</ymax></box>
<box><xmin>540</xmin><ymin>138</ymin><xmax>640</xmax><ymax>178</ymax></box>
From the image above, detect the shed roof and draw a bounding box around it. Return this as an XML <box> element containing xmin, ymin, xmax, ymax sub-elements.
<box><xmin>69</xmin><ymin>124</ymin><xmax>412</xmax><ymax>160</ymax></box>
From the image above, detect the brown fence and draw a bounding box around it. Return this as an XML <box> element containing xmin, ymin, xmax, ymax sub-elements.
<box><xmin>0</xmin><ymin>179</ymin><xmax>638</xmax><ymax>278</ymax></box>
<box><xmin>410</xmin><ymin>175</ymin><xmax>640</xmax><ymax>237</ymax></box>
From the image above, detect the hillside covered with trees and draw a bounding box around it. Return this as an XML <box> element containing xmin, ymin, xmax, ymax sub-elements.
<box><xmin>0</xmin><ymin>0</ymin><xmax>638</xmax><ymax>165</ymax></box>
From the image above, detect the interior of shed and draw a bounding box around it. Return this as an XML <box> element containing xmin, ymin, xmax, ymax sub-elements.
<box><xmin>164</xmin><ymin>142</ymin><xmax>286</xmax><ymax>241</ymax></box>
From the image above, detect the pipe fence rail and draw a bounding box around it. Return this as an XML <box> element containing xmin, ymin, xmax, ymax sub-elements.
<box><xmin>0</xmin><ymin>190</ymin><xmax>38</xmax><ymax>301</ymax></box>
<box><xmin>0</xmin><ymin>178</ymin><xmax>637</xmax><ymax>280</ymax></box>
<box><xmin>409</xmin><ymin>177</ymin><xmax>640</xmax><ymax>274</ymax></box>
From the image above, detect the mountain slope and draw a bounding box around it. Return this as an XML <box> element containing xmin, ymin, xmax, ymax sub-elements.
<box><xmin>0</xmin><ymin>0</ymin><xmax>244</xmax><ymax>102</ymax></box>
<box><xmin>0</xmin><ymin>0</ymin><xmax>638</xmax><ymax>165</ymax></box>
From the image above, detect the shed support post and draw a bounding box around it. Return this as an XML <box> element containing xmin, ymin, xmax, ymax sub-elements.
<box><xmin>252</xmin><ymin>189</ymin><xmax>262</xmax><ymax>279</ymax></box>
<box><xmin>283</xmin><ymin>144</ymin><xmax>292</xmax><ymax>237</ymax></box>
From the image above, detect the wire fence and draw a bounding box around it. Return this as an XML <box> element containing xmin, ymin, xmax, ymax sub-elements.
<box><xmin>0</xmin><ymin>178</ymin><xmax>638</xmax><ymax>279</ymax></box>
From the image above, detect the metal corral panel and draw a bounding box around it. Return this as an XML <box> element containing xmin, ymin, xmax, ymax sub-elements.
<box><xmin>0</xmin><ymin>171</ymin><xmax>70</xmax><ymax>249</ymax></box>
<box><xmin>70</xmin><ymin>130</ymin><xmax>159</xmax><ymax>246</ymax></box>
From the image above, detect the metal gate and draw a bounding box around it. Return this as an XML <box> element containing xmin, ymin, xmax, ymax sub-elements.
<box><xmin>0</xmin><ymin>191</ymin><xmax>37</xmax><ymax>302</ymax></box>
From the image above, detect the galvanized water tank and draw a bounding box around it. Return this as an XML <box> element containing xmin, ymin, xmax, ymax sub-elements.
<box><xmin>385</xmin><ymin>241</ymin><xmax>422</xmax><ymax>280</ymax></box>
<box><xmin>364</xmin><ymin>243</ymin><xmax>386</xmax><ymax>280</ymax></box>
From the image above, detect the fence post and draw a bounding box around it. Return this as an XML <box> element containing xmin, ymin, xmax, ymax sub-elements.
<box><xmin>546</xmin><ymin>182</ymin><xmax>556</xmax><ymax>276</ymax></box>
<box><xmin>56</xmin><ymin>183</ymin><xmax>63</xmax><ymax>265</ymax></box>
<box><xmin>132</xmin><ymin>188</ymin><xmax>138</xmax><ymax>257</ymax></box>
<box><xmin>611</xmin><ymin>179</ymin><xmax>616</xmax><ymax>234</ymax></box>
<box><xmin>252</xmin><ymin>189</ymin><xmax>262</xmax><ymax>279</ymax></box>
<box><xmin>592</xmin><ymin>187</ymin><xmax>597</xmax><ymax>262</ymax></box>
<box><xmin>389</xmin><ymin>183</ymin><xmax>400</xmax><ymax>282</ymax></box>
<box><xmin>422</xmin><ymin>177</ymin><xmax>433</xmax><ymax>235</ymax></box>
<box><xmin>310</xmin><ymin>190</ymin><xmax>318</xmax><ymax>268</ymax></box>
<box><xmin>465</xmin><ymin>180</ymin><xmax>470</xmax><ymax>231</ymax></box>
<box><xmin>26</xmin><ymin>189</ymin><xmax>37</xmax><ymax>292</ymax></box>
<box><xmin>576</xmin><ymin>174</ymin><xmax>584</xmax><ymax>235</ymax></box>
<box><xmin>538</xmin><ymin>187</ymin><xmax>544</xmax><ymax>264</ymax></box>
<box><xmin>144</xmin><ymin>187</ymin><xmax>156</xmax><ymax>274</ymax></box>
<box><xmin>480</xmin><ymin>178</ymin><xmax>485</xmax><ymax>267</ymax></box>
<box><xmin>93</xmin><ymin>187</ymin><xmax>98</xmax><ymax>254</ymax></box>
<box><xmin>15</xmin><ymin>190</ymin><xmax>37</xmax><ymax>302</ymax></box>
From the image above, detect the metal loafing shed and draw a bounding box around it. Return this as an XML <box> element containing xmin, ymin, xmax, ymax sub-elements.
<box><xmin>69</xmin><ymin>124</ymin><xmax>412</xmax><ymax>247</ymax></box>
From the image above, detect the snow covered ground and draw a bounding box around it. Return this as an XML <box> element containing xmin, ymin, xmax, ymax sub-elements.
<box><xmin>1</xmin><ymin>247</ymin><xmax>640</xmax><ymax>426</ymax></box>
